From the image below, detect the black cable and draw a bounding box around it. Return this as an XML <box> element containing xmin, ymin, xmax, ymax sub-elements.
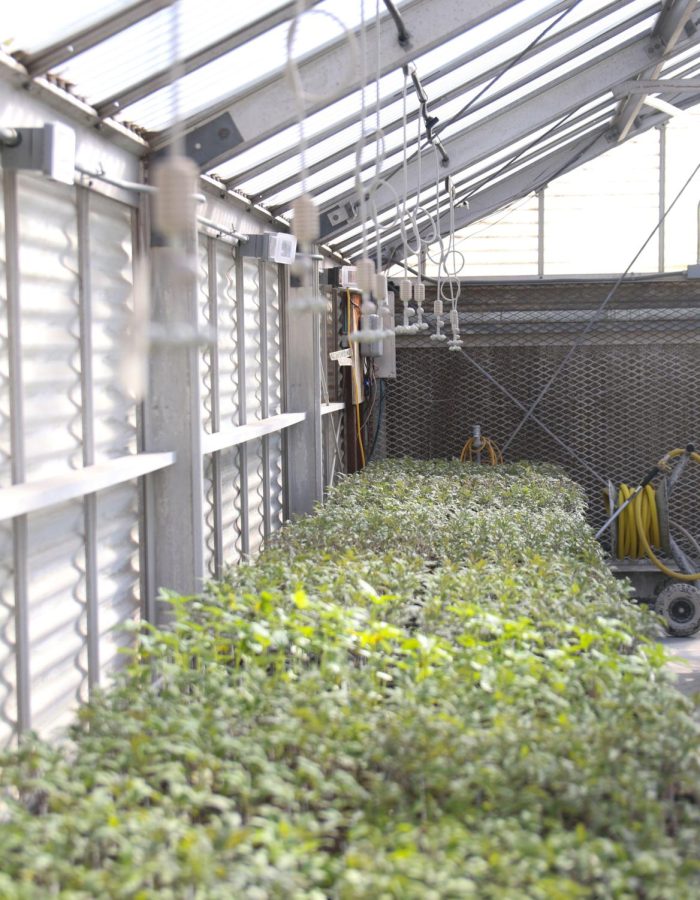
<box><xmin>375</xmin><ymin>0</ymin><xmax>585</xmax><ymax>197</ymax></box>
<box><xmin>382</xmin><ymin>0</ymin><xmax>411</xmax><ymax>48</ymax></box>
<box><xmin>436</xmin><ymin>0</ymin><xmax>584</xmax><ymax>138</ymax></box>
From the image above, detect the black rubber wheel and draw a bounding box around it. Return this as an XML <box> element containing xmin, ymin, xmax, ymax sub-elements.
<box><xmin>655</xmin><ymin>583</ymin><xmax>700</xmax><ymax>637</ymax></box>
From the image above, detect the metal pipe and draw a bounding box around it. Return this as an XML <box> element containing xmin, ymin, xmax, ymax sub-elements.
<box><xmin>197</xmin><ymin>214</ymin><xmax>247</xmax><ymax>242</ymax></box>
<box><xmin>0</xmin><ymin>127</ymin><xmax>20</xmax><ymax>147</ymax></box>
<box><xmin>4</xmin><ymin>168</ymin><xmax>31</xmax><ymax>736</ymax></box>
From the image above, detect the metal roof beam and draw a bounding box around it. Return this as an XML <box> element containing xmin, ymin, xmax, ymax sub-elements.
<box><xmin>613</xmin><ymin>75</ymin><xmax>700</xmax><ymax>91</ymax></box>
<box><xmin>19</xmin><ymin>0</ymin><xmax>171</xmax><ymax>77</ymax></box>
<box><xmin>338</xmin><ymin>108</ymin><xmax>614</xmax><ymax>256</ymax></box>
<box><xmin>96</xmin><ymin>1</ymin><xmax>321</xmax><ymax>120</ymax></box>
<box><xmin>267</xmin><ymin>5</ymin><xmax>656</xmax><ymax>214</ymax></box>
<box><xmin>319</xmin><ymin>21</ymin><xmax>700</xmax><ymax>243</ymax></box>
<box><xmin>611</xmin><ymin>0</ymin><xmax>698</xmax><ymax>141</ymax></box>
<box><xmin>254</xmin><ymin>0</ymin><xmax>648</xmax><ymax>205</ymax></box>
<box><xmin>222</xmin><ymin>0</ymin><xmax>582</xmax><ymax>188</ymax></box>
<box><xmin>150</xmin><ymin>0</ymin><xmax>519</xmax><ymax>168</ymax></box>
<box><xmin>371</xmin><ymin>95</ymin><xmax>700</xmax><ymax>266</ymax></box>
<box><xmin>338</xmin><ymin>102</ymin><xmax>617</xmax><ymax>256</ymax></box>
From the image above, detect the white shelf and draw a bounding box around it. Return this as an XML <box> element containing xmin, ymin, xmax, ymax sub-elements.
<box><xmin>0</xmin><ymin>452</ymin><xmax>176</xmax><ymax>521</ymax></box>
<box><xmin>201</xmin><ymin>412</ymin><xmax>306</xmax><ymax>454</ymax></box>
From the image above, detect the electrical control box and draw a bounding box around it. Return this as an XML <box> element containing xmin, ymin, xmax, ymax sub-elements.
<box><xmin>242</xmin><ymin>232</ymin><xmax>297</xmax><ymax>265</ymax></box>
<box><xmin>1</xmin><ymin>123</ymin><xmax>76</xmax><ymax>185</ymax></box>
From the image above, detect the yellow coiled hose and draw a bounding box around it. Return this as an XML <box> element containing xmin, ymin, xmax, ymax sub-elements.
<box><xmin>460</xmin><ymin>436</ymin><xmax>503</xmax><ymax>465</ymax></box>
<box><xmin>617</xmin><ymin>447</ymin><xmax>700</xmax><ymax>582</ymax></box>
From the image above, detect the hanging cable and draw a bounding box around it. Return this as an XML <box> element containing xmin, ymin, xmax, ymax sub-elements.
<box><xmin>368</xmin><ymin>0</ymin><xmax>583</xmax><ymax>237</ymax></box>
<box><xmin>347</xmin><ymin>288</ymin><xmax>367</xmax><ymax>468</ymax></box>
<box><xmin>367</xmin><ymin>378</ymin><xmax>386</xmax><ymax>461</ymax></box>
<box><xmin>382</xmin><ymin>0</ymin><xmax>411</xmax><ymax>48</ymax></box>
<box><xmin>287</xmin><ymin>0</ymin><xmax>358</xmax><ymax>313</ymax></box>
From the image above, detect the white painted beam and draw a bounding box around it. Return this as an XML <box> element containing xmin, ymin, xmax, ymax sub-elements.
<box><xmin>0</xmin><ymin>453</ymin><xmax>176</xmax><ymax>521</ymax></box>
<box><xmin>612</xmin><ymin>0</ymin><xmax>698</xmax><ymax>141</ymax></box>
<box><xmin>152</xmin><ymin>0</ymin><xmax>518</xmax><ymax>169</ymax></box>
<box><xmin>201</xmin><ymin>412</ymin><xmax>306</xmax><ymax>454</ymax></box>
<box><xmin>321</xmin><ymin>402</ymin><xmax>346</xmax><ymax>416</ymax></box>
<box><xmin>21</xmin><ymin>1</ymin><xmax>171</xmax><ymax>76</ymax></box>
<box><xmin>320</xmin><ymin>25</ymin><xmax>700</xmax><ymax>243</ymax></box>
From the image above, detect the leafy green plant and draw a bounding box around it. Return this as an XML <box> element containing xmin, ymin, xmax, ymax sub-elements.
<box><xmin>1</xmin><ymin>459</ymin><xmax>698</xmax><ymax>898</ymax></box>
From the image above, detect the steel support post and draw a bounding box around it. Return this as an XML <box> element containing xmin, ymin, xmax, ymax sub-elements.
<box><xmin>76</xmin><ymin>186</ymin><xmax>100</xmax><ymax>694</ymax></box>
<box><xmin>146</xmin><ymin>239</ymin><xmax>205</xmax><ymax>620</ymax></box>
<box><xmin>284</xmin><ymin>264</ymin><xmax>323</xmax><ymax>516</ymax></box>
<box><xmin>3</xmin><ymin>169</ymin><xmax>30</xmax><ymax>737</ymax></box>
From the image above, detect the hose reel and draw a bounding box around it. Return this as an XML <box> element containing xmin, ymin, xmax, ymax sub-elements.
<box><xmin>604</xmin><ymin>446</ymin><xmax>700</xmax><ymax>636</ymax></box>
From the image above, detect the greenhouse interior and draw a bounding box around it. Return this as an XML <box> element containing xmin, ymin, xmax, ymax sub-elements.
<box><xmin>2</xmin><ymin>0</ymin><xmax>700</xmax><ymax>895</ymax></box>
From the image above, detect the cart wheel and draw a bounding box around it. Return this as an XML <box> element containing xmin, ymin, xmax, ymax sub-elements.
<box><xmin>655</xmin><ymin>583</ymin><xmax>700</xmax><ymax>637</ymax></box>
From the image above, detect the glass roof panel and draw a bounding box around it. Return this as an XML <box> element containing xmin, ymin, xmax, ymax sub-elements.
<box><xmin>1</xmin><ymin>0</ymin><xmax>135</xmax><ymax>55</ymax></box>
<box><xmin>216</xmin><ymin>0</ymin><xmax>655</xmax><ymax>191</ymax></box>
<box><xmin>334</xmin><ymin>103</ymin><xmax>617</xmax><ymax>252</ymax></box>
<box><xmin>51</xmin><ymin>0</ymin><xmax>297</xmax><ymax>106</ymax></box>
<box><xmin>116</xmin><ymin>0</ymin><xmax>410</xmax><ymax>132</ymax></box>
<box><xmin>260</xmin><ymin>2</ymin><xmax>650</xmax><ymax>213</ymax></box>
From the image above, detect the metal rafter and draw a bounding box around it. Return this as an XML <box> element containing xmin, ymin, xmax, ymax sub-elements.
<box><xmin>96</xmin><ymin>1</ymin><xmax>323</xmax><ymax>119</ymax></box>
<box><xmin>338</xmin><ymin>99</ymin><xmax>617</xmax><ymax>256</ymax></box>
<box><xmin>253</xmin><ymin>0</ymin><xmax>651</xmax><ymax>206</ymax></box>
<box><xmin>18</xmin><ymin>0</ymin><xmax>172</xmax><ymax>77</ymax></box>
<box><xmin>222</xmin><ymin>0</ymin><xmax>580</xmax><ymax>188</ymax></box>
<box><xmin>319</xmin><ymin>20</ymin><xmax>700</xmax><ymax>243</ymax></box>
<box><xmin>613</xmin><ymin>75</ymin><xmax>700</xmax><ymax>90</ymax></box>
<box><xmin>149</xmin><ymin>0</ymin><xmax>520</xmax><ymax>167</ymax></box>
<box><xmin>339</xmin><ymin>30</ymin><xmax>700</xmax><ymax>252</ymax></box>
<box><xmin>612</xmin><ymin>0</ymin><xmax>698</xmax><ymax>141</ymax></box>
<box><xmin>363</xmin><ymin>93</ymin><xmax>700</xmax><ymax>266</ymax></box>
<box><xmin>267</xmin><ymin>4</ymin><xmax>658</xmax><ymax>215</ymax></box>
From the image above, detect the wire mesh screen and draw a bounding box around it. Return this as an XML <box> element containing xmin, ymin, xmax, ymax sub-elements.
<box><xmin>383</xmin><ymin>279</ymin><xmax>700</xmax><ymax>536</ymax></box>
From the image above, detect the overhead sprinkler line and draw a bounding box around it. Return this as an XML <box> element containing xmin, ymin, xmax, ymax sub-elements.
<box><xmin>404</xmin><ymin>62</ymin><xmax>450</xmax><ymax>167</ymax></box>
<box><xmin>348</xmin><ymin>0</ymin><xmax>394</xmax><ymax>349</ymax></box>
<box><xmin>286</xmin><ymin>0</ymin><xmax>358</xmax><ymax>313</ymax></box>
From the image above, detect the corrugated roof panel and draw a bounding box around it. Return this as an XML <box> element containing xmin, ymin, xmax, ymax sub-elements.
<box><xmin>236</xmin><ymin>0</ymin><xmax>655</xmax><ymax>207</ymax></box>
<box><xmin>51</xmin><ymin>0</ymin><xmax>296</xmax><ymax>107</ymax></box>
<box><xmin>117</xmin><ymin>0</ymin><xmax>410</xmax><ymax>133</ymax></box>
<box><xmin>1</xmin><ymin>1</ymin><xmax>135</xmax><ymax>55</ymax></box>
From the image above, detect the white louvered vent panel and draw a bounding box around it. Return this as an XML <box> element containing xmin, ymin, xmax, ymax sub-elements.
<box><xmin>0</xmin><ymin>173</ymin><xmax>9</xmax><ymax>487</ymax></box>
<box><xmin>242</xmin><ymin>258</ymin><xmax>263</xmax><ymax>421</ymax></box>
<box><xmin>88</xmin><ymin>195</ymin><xmax>140</xmax><ymax>686</ymax></box>
<box><xmin>221</xmin><ymin>446</ymin><xmax>243</xmax><ymax>569</ymax></box>
<box><xmin>246</xmin><ymin>438</ymin><xmax>265</xmax><ymax>557</ymax></box>
<box><xmin>17</xmin><ymin>173</ymin><xmax>82</xmax><ymax>479</ymax></box>
<box><xmin>27</xmin><ymin>499</ymin><xmax>85</xmax><ymax>739</ymax></box>
<box><xmin>89</xmin><ymin>193</ymin><xmax>137</xmax><ymax>460</ymax></box>
<box><xmin>203</xmin><ymin>454</ymin><xmax>216</xmax><ymax>580</ymax></box>
<box><xmin>0</xmin><ymin>171</ymin><xmax>14</xmax><ymax>747</ymax></box>
<box><xmin>216</xmin><ymin>241</ymin><xmax>239</xmax><ymax>426</ymax></box>
<box><xmin>0</xmin><ymin>523</ymin><xmax>14</xmax><ymax>748</ymax></box>
<box><xmin>264</xmin><ymin>263</ymin><xmax>284</xmax><ymax>529</ymax></box>
<box><xmin>268</xmin><ymin>431</ymin><xmax>284</xmax><ymax>530</ymax></box>
<box><xmin>96</xmin><ymin>482</ymin><xmax>140</xmax><ymax>683</ymax></box>
<box><xmin>198</xmin><ymin>234</ymin><xmax>213</xmax><ymax>435</ymax></box>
